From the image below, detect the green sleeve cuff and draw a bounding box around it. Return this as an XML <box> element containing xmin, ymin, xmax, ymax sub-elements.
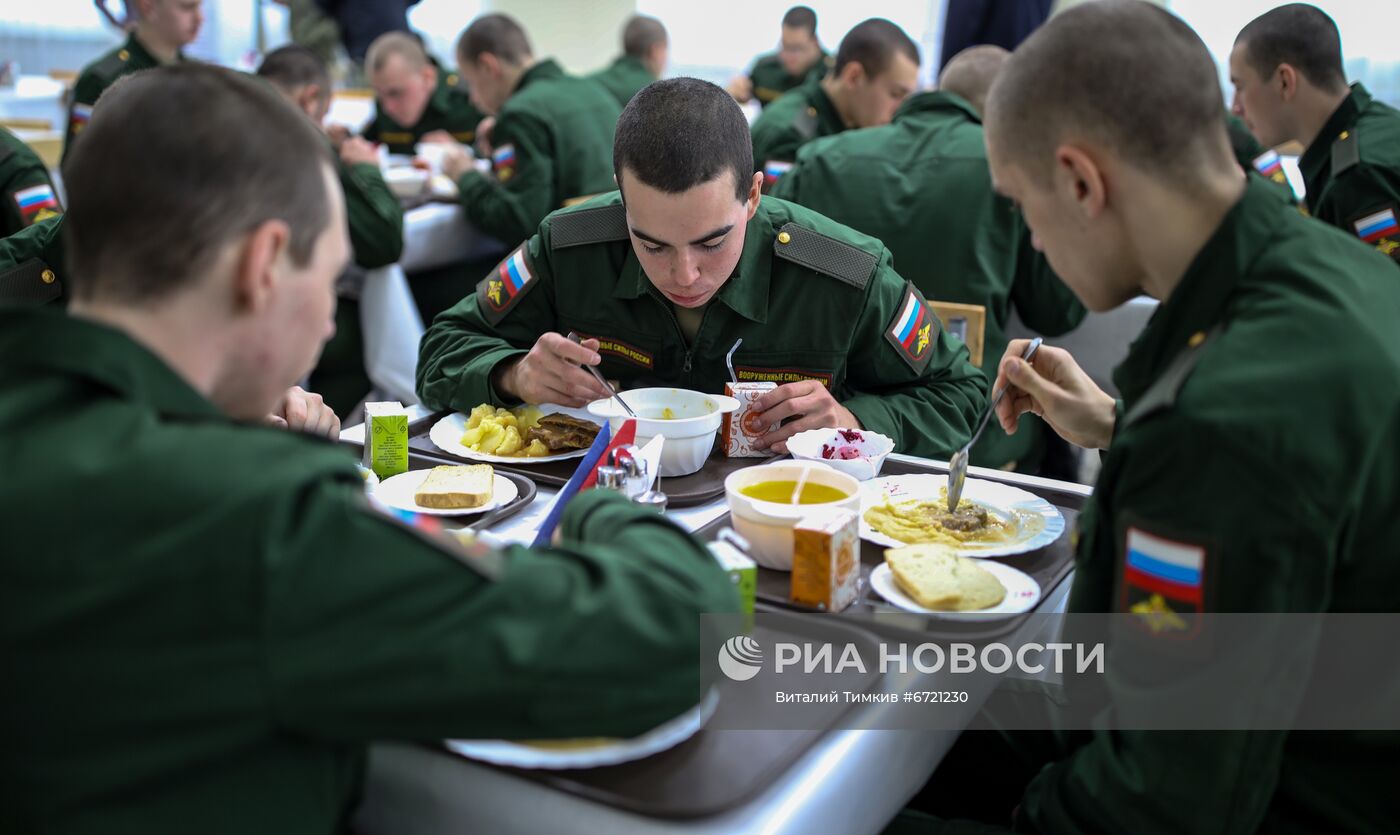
<box><xmin>452</xmin><ymin>344</ymin><xmax>528</xmax><ymax>412</ymax></box>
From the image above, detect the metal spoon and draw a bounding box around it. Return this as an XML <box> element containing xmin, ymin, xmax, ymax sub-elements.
<box><xmin>566</xmin><ymin>331</ymin><xmax>636</xmax><ymax>417</ymax></box>
<box><xmin>947</xmin><ymin>337</ymin><xmax>1042</xmax><ymax>513</ymax></box>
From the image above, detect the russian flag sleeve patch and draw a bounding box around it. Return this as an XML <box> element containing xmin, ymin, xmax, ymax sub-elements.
<box><xmin>1119</xmin><ymin>525</ymin><xmax>1210</xmax><ymax>637</ymax></box>
<box><xmin>884</xmin><ymin>282</ymin><xmax>937</xmax><ymax>374</ymax></box>
<box><xmin>476</xmin><ymin>246</ymin><xmax>537</xmax><ymax>326</ymax></box>
<box><xmin>1351</xmin><ymin>206</ymin><xmax>1400</xmax><ymax>263</ymax></box>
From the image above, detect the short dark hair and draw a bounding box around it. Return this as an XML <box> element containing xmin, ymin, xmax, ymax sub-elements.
<box><xmin>834</xmin><ymin>18</ymin><xmax>920</xmax><ymax>79</ymax></box>
<box><xmin>782</xmin><ymin>6</ymin><xmax>817</xmax><ymax>37</ymax></box>
<box><xmin>614</xmin><ymin>77</ymin><xmax>752</xmax><ymax>201</ymax></box>
<box><xmin>1235</xmin><ymin>3</ymin><xmax>1347</xmax><ymax>93</ymax></box>
<box><xmin>937</xmin><ymin>45</ymin><xmax>1008</xmax><ymax>116</ymax></box>
<box><xmin>366</xmin><ymin>31</ymin><xmax>430</xmax><ymax>75</ymax></box>
<box><xmin>622</xmin><ymin>15</ymin><xmax>667</xmax><ymax>58</ymax></box>
<box><xmin>986</xmin><ymin>0</ymin><xmax>1227</xmax><ymax>188</ymax></box>
<box><xmin>458</xmin><ymin>13</ymin><xmax>533</xmax><ymax>67</ymax></box>
<box><xmin>64</xmin><ymin>64</ymin><xmax>333</xmax><ymax>303</ymax></box>
<box><xmin>256</xmin><ymin>45</ymin><xmax>330</xmax><ymax>98</ymax></box>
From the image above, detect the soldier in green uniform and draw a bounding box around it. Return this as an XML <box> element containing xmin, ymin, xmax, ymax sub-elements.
<box><xmin>750</xmin><ymin>18</ymin><xmax>920</xmax><ymax>191</ymax></box>
<box><xmin>259</xmin><ymin>45</ymin><xmax>405</xmax><ymax>415</ymax></box>
<box><xmin>1230</xmin><ymin>3</ymin><xmax>1400</xmax><ymax>265</ymax></box>
<box><xmin>418</xmin><ymin>78</ymin><xmax>987</xmax><ymax>458</ymax></box>
<box><xmin>64</xmin><ymin>0</ymin><xmax>203</xmax><ymax>162</ymax></box>
<box><xmin>588</xmin><ymin>14</ymin><xmax>668</xmax><ymax>108</ymax></box>
<box><xmin>0</xmin><ymin>127</ymin><xmax>62</xmax><ymax>237</ymax></box>
<box><xmin>361</xmin><ymin>32</ymin><xmax>487</xmax><ymax>155</ymax></box>
<box><xmin>729</xmin><ymin>6</ymin><xmax>830</xmax><ymax>110</ymax></box>
<box><xmin>902</xmin><ymin>4</ymin><xmax>1400</xmax><ymax>831</ymax></box>
<box><xmin>0</xmin><ymin>63</ymin><xmax>737</xmax><ymax>833</ymax></box>
<box><xmin>1225</xmin><ymin>112</ymin><xmax>1297</xmax><ymax>202</ymax></box>
<box><xmin>0</xmin><ymin>214</ymin><xmax>66</xmax><ymax>305</ymax></box>
<box><xmin>434</xmin><ymin>14</ymin><xmax>623</xmax><ymax>249</ymax></box>
<box><xmin>770</xmin><ymin>45</ymin><xmax>1085</xmax><ymax>472</ymax></box>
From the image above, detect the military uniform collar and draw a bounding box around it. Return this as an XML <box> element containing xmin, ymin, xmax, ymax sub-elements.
<box><xmin>0</xmin><ymin>307</ymin><xmax>224</xmax><ymax>421</ymax></box>
<box><xmin>806</xmin><ymin>79</ymin><xmax>847</xmax><ymax>132</ymax></box>
<box><xmin>1299</xmin><ymin>83</ymin><xmax>1371</xmax><ymax>188</ymax></box>
<box><xmin>427</xmin><ymin>78</ymin><xmax>455</xmax><ymax>119</ymax></box>
<box><xmin>513</xmin><ymin>59</ymin><xmax>564</xmax><ymax>96</ymax></box>
<box><xmin>612</xmin><ymin>55</ymin><xmax>646</xmax><ymax>72</ymax></box>
<box><xmin>1112</xmin><ymin>176</ymin><xmax>1275</xmax><ymax>406</ymax></box>
<box><xmin>894</xmin><ymin>90</ymin><xmax>980</xmax><ymax>124</ymax></box>
<box><xmin>610</xmin><ymin>200</ymin><xmax>773</xmax><ymax>324</ymax></box>
<box><xmin>126</xmin><ymin>32</ymin><xmax>177</xmax><ymax>67</ymax></box>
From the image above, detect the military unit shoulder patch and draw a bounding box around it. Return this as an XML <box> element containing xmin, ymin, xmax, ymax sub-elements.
<box><xmin>69</xmin><ymin>103</ymin><xmax>94</xmax><ymax>136</ymax></box>
<box><xmin>14</xmin><ymin>184</ymin><xmax>60</xmax><ymax>226</ymax></box>
<box><xmin>492</xmin><ymin>144</ymin><xmax>517</xmax><ymax>182</ymax></box>
<box><xmin>883</xmin><ymin>282</ymin><xmax>937</xmax><ymax>374</ymax></box>
<box><xmin>476</xmin><ymin>247</ymin><xmax>537</xmax><ymax>326</ymax></box>
<box><xmin>1351</xmin><ymin>206</ymin><xmax>1400</xmax><ymax>262</ymax></box>
<box><xmin>1251</xmin><ymin>150</ymin><xmax>1288</xmax><ymax>186</ymax></box>
<box><xmin>1119</xmin><ymin>525</ymin><xmax>1209</xmax><ymax>638</ymax></box>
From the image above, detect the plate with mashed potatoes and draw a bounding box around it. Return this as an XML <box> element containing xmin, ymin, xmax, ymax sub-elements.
<box><xmin>429</xmin><ymin>403</ymin><xmax>602</xmax><ymax>464</ymax></box>
<box><xmin>871</xmin><ymin>544</ymin><xmax>1041</xmax><ymax>616</ymax></box>
<box><xmin>859</xmin><ymin>474</ymin><xmax>1064</xmax><ymax>557</ymax></box>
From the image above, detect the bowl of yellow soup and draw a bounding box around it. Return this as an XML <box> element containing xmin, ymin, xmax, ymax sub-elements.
<box><xmin>724</xmin><ymin>462</ymin><xmax>861</xmax><ymax>570</ymax></box>
<box><xmin>588</xmin><ymin>387</ymin><xmax>740</xmax><ymax>477</ymax></box>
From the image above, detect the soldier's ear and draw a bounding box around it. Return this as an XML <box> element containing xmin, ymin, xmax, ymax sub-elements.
<box><xmin>232</xmin><ymin>219</ymin><xmax>291</xmax><ymax>315</ymax></box>
<box><xmin>745</xmin><ymin>171</ymin><xmax>763</xmax><ymax>218</ymax></box>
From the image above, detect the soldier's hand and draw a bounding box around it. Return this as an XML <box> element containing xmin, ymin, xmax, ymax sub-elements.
<box><xmin>339</xmin><ymin>136</ymin><xmax>379</xmax><ymax>167</ymax></box>
<box><xmin>726</xmin><ymin>75</ymin><xmax>753</xmax><ymax>103</ymax></box>
<box><xmin>324</xmin><ymin>123</ymin><xmax>350</xmax><ymax>150</ymax></box>
<box><xmin>420</xmin><ymin>136</ymin><xmax>474</xmax><ymax>181</ymax></box>
<box><xmin>993</xmin><ymin>340</ymin><xmax>1116</xmax><ymax>450</ymax></box>
<box><xmin>265</xmin><ymin>386</ymin><xmax>341</xmax><ymax>439</ymax></box>
<box><xmin>494</xmin><ymin>332</ymin><xmax>614</xmax><ymax>407</ymax></box>
<box><xmin>748</xmin><ymin>381</ymin><xmax>860</xmax><ymax>454</ymax></box>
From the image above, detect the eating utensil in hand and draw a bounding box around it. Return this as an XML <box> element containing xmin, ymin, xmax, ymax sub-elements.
<box><xmin>946</xmin><ymin>337</ymin><xmax>1042</xmax><ymax>513</ymax></box>
<box><xmin>566</xmin><ymin>331</ymin><xmax>636</xmax><ymax>417</ymax></box>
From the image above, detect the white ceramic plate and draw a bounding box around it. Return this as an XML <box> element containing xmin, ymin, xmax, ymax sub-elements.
<box><xmin>374</xmin><ymin>469</ymin><xmax>519</xmax><ymax>517</ymax></box>
<box><xmin>859</xmin><ymin>473</ymin><xmax>1065</xmax><ymax>557</ymax></box>
<box><xmin>446</xmin><ymin>689</ymin><xmax>719</xmax><ymax>770</ymax></box>
<box><xmin>870</xmin><ymin>561</ymin><xmax>1041</xmax><ymax>617</ymax></box>
<box><xmin>428</xmin><ymin>406</ymin><xmax>599</xmax><ymax>465</ymax></box>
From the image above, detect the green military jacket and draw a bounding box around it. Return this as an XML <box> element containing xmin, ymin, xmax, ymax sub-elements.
<box><xmin>1021</xmin><ymin>177</ymin><xmax>1400</xmax><ymax>833</ymax></box>
<box><xmin>587</xmin><ymin>54</ymin><xmax>654</xmax><ymax>107</ymax></box>
<box><xmin>0</xmin><ymin>306</ymin><xmax>738</xmax><ymax>833</ymax></box>
<box><xmin>456</xmin><ymin>59</ymin><xmax>622</xmax><ymax>248</ymax></box>
<box><xmin>362</xmin><ymin>66</ymin><xmax>486</xmax><ymax>155</ymax></box>
<box><xmin>417</xmin><ymin>192</ymin><xmax>989</xmax><ymax>460</ymax></box>
<box><xmin>0</xmin><ymin>127</ymin><xmax>62</xmax><ymax>237</ymax></box>
<box><xmin>750</xmin><ymin>77</ymin><xmax>846</xmax><ymax>185</ymax></box>
<box><xmin>771</xmin><ymin>91</ymin><xmax>1085</xmax><ymax>469</ymax></box>
<box><xmin>748</xmin><ymin>50</ymin><xmax>830</xmax><ymax>108</ymax></box>
<box><xmin>64</xmin><ymin>33</ymin><xmax>176</xmax><ymax>162</ymax></box>
<box><xmin>0</xmin><ymin>214</ymin><xmax>66</xmax><ymax>304</ymax></box>
<box><xmin>337</xmin><ymin>153</ymin><xmax>404</xmax><ymax>268</ymax></box>
<box><xmin>1298</xmin><ymin>83</ymin><xmax>1400</xmax><ymax>266</ymax></box>
<box><xmin>1226</xmin><ymin>112</ymin><xmax>1296</xmax><ymax>204</ymax></box>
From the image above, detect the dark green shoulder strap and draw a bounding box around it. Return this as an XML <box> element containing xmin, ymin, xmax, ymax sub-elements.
<box><xmin>550</xmin><ymin>203</ymin><xmax>628</xmax><ymax>250</ymax></box>
<box><xmin>1332</xmin><ymin>129</ymin><xmax>1360</xmax><ymax>178</ymax></box>
<box><xmin>1122</xmin><ymin>326</ymin><xmax>1222</xmax><ymax>428</ymax></box>
<box><xmin>772</xmin><ymin>222</ymin><xmax>877</xmax><ymax>290</ymax></box>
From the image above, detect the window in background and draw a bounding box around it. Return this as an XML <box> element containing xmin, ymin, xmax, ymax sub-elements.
<box><xmin>408</xmin><ymin>0</ymin><xmax>483</xmax><ymax>67</ymax></box>
<box><xmin>1169</xmin><ymin>0</ymin><xmax>1398</xmax><ymax>107</ymax></box>
<box><xmin>638</xmin><ymin>0</ymin><xmax>940</xmax><ymax>88</ymax></box>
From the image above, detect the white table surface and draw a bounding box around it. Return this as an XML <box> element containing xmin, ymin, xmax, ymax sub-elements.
<box><xmin>339</xmin><ymin>420</ymin><xmax>1087</xmax><ymax>834</ymax></box>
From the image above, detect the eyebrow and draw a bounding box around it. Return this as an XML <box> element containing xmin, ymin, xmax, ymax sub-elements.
<box><xmin>630</xmin><ymin>224</ymin><xmax>734</xmax><ymax>248</ymax></box>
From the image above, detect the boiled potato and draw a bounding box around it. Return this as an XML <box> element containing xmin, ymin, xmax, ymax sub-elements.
<box><xmin>466</xmin><ymin>403</ymin><xmax>495</xmax><ymax>430</ymax></box>
<box><xmin>461</xmin><ymin>404</ymin><xmax>552</xmax><ymax>456</ymax></box>
<box><xmin>461</xmin><ymin>424</ymin><xmax>486</xmax><ymax>447</ymax></box>
<box><xmin>522</xmin><ymin>439</ymin><xmax>550</xmax><ymax>457</ymax></box>
<box><xmin>496</xmin><ymin>425</ymin><xmax>524</xmax><ymax>456</ymax></box>
<box><xmin>477</xmin><ymin>421</ymin><xmax>507</xmax><ymax>454</ymax></box>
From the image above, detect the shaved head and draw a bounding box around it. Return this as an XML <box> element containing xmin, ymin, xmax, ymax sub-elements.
<box><xmin>985</xmin><ymin>0</ymin><xmax>1229</xmax><ymax>189</ymax></box>
<box><xmin>937</xmin><ymin>45</ymin><xmax>1009</xmax><ymax>116</ymax></box>
<box><xmin>366</xmin><ymin>31</ymin><xmax>430</xmax><ymax>75</ymax></box>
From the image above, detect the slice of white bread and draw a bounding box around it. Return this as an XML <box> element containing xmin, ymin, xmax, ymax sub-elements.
<box><xmin>415</xmin><ymin>465</ymin><xmax>494</xmax><ymax>509</ymax></box>
<box><xmin>885</xmin><ymin>543</ymin><xmax>1006</xmax><ymax>611</ymax></box>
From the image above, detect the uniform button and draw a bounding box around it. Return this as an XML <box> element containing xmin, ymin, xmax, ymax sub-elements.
<box><xmin>447</xmin><ymin>74</ymin><xmax>459</xmax><ymax>86</ymax></box>
<box><xmin>118</xmin><ymin>49</ymin><xmax>130</xmax><ymax>61</ymax></box>
<box><xmin>1340</xmin><ymin>130</ymin><xmax>1350</xmax><ymax>140</ymax></box>
<box><xmin>806</xmin><ymin>106</ymin><xmax>817</xmax><ymax>117</ymax></box>
<box><xmin>777</xmin><ymin>231</ymin><xmax>792</xmax><ymax>244</ymax></box>
<box><xmin>1188</xmin><ymin>331</ymin><xmax>1206</xmax><ymax>348</ymax></box>
<box><xmin>40</xmin><ymin>269</ymin><xmax>56</xmax><ymax>284</ymax></box>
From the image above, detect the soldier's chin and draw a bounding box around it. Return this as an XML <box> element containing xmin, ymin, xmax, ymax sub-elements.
<box><xmin>663</xmin><ymin>289</ymin><xmax>715</xmax><ymax>308</ymax></box>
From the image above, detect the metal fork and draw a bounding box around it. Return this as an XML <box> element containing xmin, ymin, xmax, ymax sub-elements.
<box><xmin>946</xmin><ymin>338</ymin><xmax>1042</xmax><ymax>513</ymax></box>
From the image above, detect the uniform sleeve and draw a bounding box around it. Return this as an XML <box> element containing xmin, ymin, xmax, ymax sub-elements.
<box><xmin>751</xmin><ymin>118</ymin><xmax>801</xmax><ymax>171</ymax></box>
<box><xmin>62</xmin><ymin>73</ymin><xmax>102</xmax><ymax>164</ymax></box>
<box><xmin>340</xmin><ymin>161</ymin><xmax>404</xmax><ymax>269</ymax></box>
<box><xmin>1008</xmin><ymin>225</ymin><xmax>1087</xmax><ymax>337</ymax></box>
<box><xmin>841</xmin><ymin>249</ymin><xmax>989</xmax><ymax>459</ymax></box>
<box><xmin>0</xmin><ymin>214</ymin><xmax>65</xmax><ymax>273</ymax></box>
<box><xmin>766</xmin><ymin>153</ymin><xmax>806</xmax><ymax>202</ymax></box>
<box><xmin>1020</xmin><ymin>417</ymin><xmax>1334</xmax><ymax>833</ymax></box>
<box><xmin>455</xmin><ymin>112</ymin><xmax>556</xmax><ymax>246</ymax></box>
<box><xmin>415</xmin><ymin>230</ymin><xmax>559</xmax><ymax>412</ymax></box>
<box><xmin>0</xmin><ymin>149</ymin><xmax>60</xmax><ymax>236</ymax></box>
<box><xmin>1316</xmin><ymin>169</ymin><xmax>1400</xmax><ymax>267</ymax></box>
<box><xmin>263</xmin><ymin>485</ymin><xmax>740</xmax><ymax>742</ymax></box>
